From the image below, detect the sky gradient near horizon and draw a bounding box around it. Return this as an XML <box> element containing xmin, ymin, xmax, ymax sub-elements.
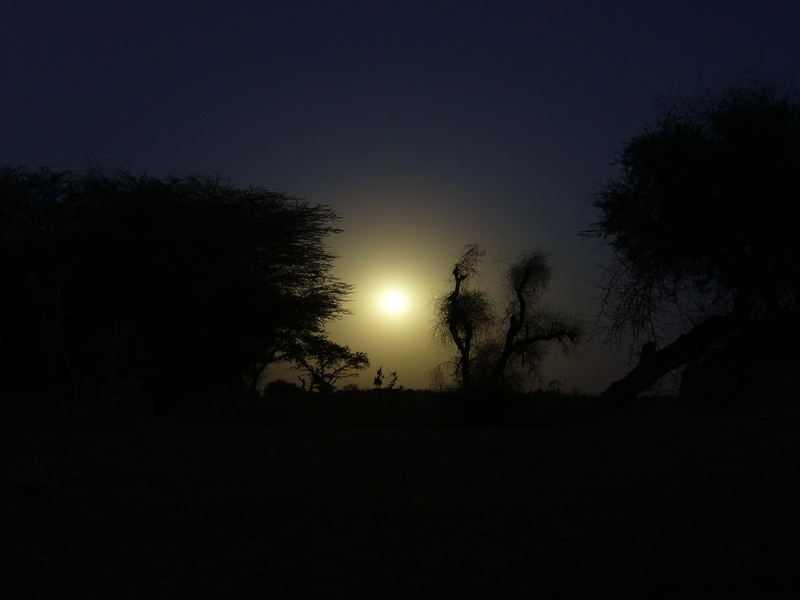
<box><xmin>3</xmin><ymin>1</ymin><xmax>799</xmax><ymax>391</ymax></box>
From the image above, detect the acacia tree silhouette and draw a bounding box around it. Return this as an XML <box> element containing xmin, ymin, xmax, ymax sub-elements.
<box><xmin>590</xmin><ymin>76</ymin><xmax>800</xmax><ymax>411</ymax></box>
<box><xmin>284</xmin><ymin>334</ymin><xmax>369</xmax><ymax>393</ymax></box>
<box><xmin>434</xmin><ymin>244</ymin><xmax>580</xmax><ymax>392</ymax></box>
<box><xmin>0</xmin><ymin>167</ymin><xmax>351</xmax><ymax>412</ymax></box>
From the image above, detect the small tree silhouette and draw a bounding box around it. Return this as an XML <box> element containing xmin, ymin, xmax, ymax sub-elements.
<box><xmin>387</xmin><ymin>370</ymin><xmax>399</xmax><ymax>390</ymax></box>
<box><xmin>285</xmin><ymin>334</ymin><xmax>369</xmax><ymax>393</ymax></box>
<box><xmin>373</xmin><ymin>367</ymin><xmax>385</xmax><ymax>389</ymax></box>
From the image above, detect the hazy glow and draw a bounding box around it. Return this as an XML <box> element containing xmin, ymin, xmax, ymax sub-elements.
<box><xmin>381</xmin><ymin>290</ymin><xmax>407</xmax><ymax>314</ymax></box>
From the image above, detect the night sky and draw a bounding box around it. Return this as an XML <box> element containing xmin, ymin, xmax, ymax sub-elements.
<box><xmin>3</xmin><ymin>1</ymin><xmax>799</xmax><ymax>392</ymax></box>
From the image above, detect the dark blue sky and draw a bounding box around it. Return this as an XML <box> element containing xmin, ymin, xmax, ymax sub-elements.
<box><xmin>3</xmin><ymin>1</ymin><xmax>799</xmax><ymax>391</ymax></box>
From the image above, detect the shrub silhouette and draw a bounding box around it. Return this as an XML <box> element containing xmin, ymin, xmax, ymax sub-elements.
<box><xmin>263</xmin><ymin>379</ymin><xmax>305</xmax><ymax>397</ymax></box>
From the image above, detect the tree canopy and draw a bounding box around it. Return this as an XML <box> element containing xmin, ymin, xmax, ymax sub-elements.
<box><xmin>592</xmin><ymin>78</ymin><xmax>800</xmax><ymax>408</ymax></box>
<box><xmin>0</xmin><ymin>166</ymin><xmax>350</xmax><ymax>412</ymax></box>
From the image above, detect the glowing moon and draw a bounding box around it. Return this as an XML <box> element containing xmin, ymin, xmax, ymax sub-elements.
<box><xmin>381</xmin><ymin>290</ymin><xmax>407</xmax><ymax>314</ymax></box>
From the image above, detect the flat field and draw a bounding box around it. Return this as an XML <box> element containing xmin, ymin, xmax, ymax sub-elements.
<box><xmin>2</xmin><ymin>400</ymin><xmax>799</xmax><ymax>598</ymax></box>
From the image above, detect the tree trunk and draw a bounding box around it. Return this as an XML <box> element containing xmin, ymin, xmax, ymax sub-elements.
<box><xmin>447</xmin><ymin>267</ymin><xmax>474</xmax><ymax>390</ymax></box>
<box><xmin>595</xmin><ymin>313</ymin><xmax>738</xmax><ymax>415</ymax></box>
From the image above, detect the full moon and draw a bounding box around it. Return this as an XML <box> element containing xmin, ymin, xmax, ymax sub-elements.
<box><xmin>381</xmin><ymin>290</ymin><xmax>407</xmax><ymax>314</ymax></box>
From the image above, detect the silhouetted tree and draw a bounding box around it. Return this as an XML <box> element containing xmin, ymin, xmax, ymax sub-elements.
<box><xmin>434</xmin><ymin>244</ymin><xmax>581</xmax><ymax>391</ymax></box>
<box><xmin>589</xmin><ymin>76</ymin><xmax>800</xmax><ymax>411</ymax></box>
<box><xmin>387</xmin><ymin>370</ymin><xmax>399</xmax><ymax>390</ymax></box>
<box><xmin>285</xmin><ymin>334</ymin><xmax>369</xmax><ymax>393</ymax></box>
<box><xmin>373</xmin><ymin>367</ymin><xmax>385</xmax><ymax>389</ymax></box>
<box><xmin>0</xmin><ymin>167</ymin><xmax>350</xmax><ymax>411</ymax></box>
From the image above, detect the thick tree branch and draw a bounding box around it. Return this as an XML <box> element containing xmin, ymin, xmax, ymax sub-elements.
<box><xmin>595</xmin><ymin>312</ymin><xmax>738</xmax><ymax>414</ymax></box>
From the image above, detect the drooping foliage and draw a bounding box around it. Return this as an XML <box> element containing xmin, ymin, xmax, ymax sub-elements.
<box><xmin>434</xmin><ymin>244</ymin><xmax>580</xmax><ymax>391</ymax></box>
<box><xmin>0</xmin><ymin>166</ymin><xmax>349</xmax><ymax>411</ymax></box>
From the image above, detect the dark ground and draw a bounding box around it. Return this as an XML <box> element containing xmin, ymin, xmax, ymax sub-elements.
<box><xmin>2</xmin><ymin>397</ymin><xmax>800</xmax><ymax>598</ymax></box>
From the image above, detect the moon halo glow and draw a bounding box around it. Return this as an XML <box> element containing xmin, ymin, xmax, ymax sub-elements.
<box><xmin>381</xmin><ymin>290</ymin><xmax>408</xmax><ymax>315</ymax></box>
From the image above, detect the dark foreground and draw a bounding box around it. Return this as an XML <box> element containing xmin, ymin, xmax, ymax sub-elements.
<box><xmin>3</xmin><ymin>401</ymin><xmax>800</xmax><ymax>598</ymax></box>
